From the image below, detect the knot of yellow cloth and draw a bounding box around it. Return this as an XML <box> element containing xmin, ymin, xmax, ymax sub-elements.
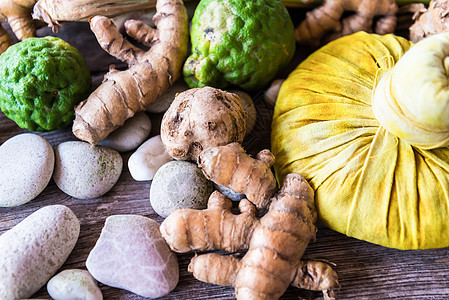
<box><xmin>372</xmin><ymin>32</ymin><xmax>449</xmax><ymax>149</ymax></box>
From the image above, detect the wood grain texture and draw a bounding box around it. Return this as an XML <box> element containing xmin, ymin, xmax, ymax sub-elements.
<box><xmin>1</xmin><ymin>11</ymin><xmax>449</xmax><ymax>300</ymax></box>
<box><xmin>2</xmin><ymin>92</ymin><xmax>449</xmax><ymax>300</ymax></box>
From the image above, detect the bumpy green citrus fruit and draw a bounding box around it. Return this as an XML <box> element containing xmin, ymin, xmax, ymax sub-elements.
<box><xmin>0</xmin><ymin>37</ymin><xmax>91</xmax><ymax>131</ymax></box>
<box><xmin>184</xmin><ymin>0</ymin><xmax>295</xmax><ymax>91</ymax></box>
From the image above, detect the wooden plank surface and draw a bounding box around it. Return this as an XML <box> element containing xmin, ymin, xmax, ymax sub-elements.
<box><xmin>1</xmin><ymin>11</ymin><xmax>449</xmax><ymax>300</ymax></box>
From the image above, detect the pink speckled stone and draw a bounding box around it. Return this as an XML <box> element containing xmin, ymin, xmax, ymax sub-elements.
<box><xmin>86</xmin><ymin>215</ymin><xmax>179</xmax><ymax>298</ymax></box>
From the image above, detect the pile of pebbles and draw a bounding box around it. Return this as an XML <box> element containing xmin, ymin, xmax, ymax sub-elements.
<box><xmin>0</xmin><ymin>87</ymin><xmax>259</xmax><ymax>298</ymax></box>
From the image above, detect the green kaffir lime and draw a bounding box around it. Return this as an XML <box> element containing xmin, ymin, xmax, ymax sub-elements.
<box><xmin>183</xmin><ymin>0</ymin><xmax>295</xmax><ymax>91</ymax></box>
<box><xmin>0</xmin><ymin>37</ymin><xmax>91</xmax><ymax>131</ymax></box>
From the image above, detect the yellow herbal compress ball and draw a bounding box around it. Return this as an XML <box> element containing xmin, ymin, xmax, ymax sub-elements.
<box><xmin>271</xmin><ymin>31</ymin><xmax>449</xmax><ymax>250</ymax></box>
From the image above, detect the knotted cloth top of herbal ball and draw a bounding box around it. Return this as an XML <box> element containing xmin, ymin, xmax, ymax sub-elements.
<box><xmin>271</xmin><ymin>31</ymin><xmax>449</xmax><ymax>250</ymax></box>
<box><xmin>373</xmin><ymin>33</ymin><xmax>449</xmax><ymax>149</ymax></box>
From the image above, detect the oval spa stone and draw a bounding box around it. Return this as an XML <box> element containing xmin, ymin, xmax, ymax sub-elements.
<box><xmin>0</xmin><ymin>133</ymin><xmax>54</xmax><ymax>207</ymax></box>
<box><xmin>53</xmin><ymin>141</ymin><xmax>123</xmax><ymax>199</ymax></box>
<box><xmin>150</xmin><ymin>161</ymin><xmax>214</xmax><ymax>218</ymax></box>
<box><xmin>86</xmin><ymin>215</ymin><xmax>179</xmax><ymax>298</ymax></box>
<box><xmin>128</xmin><ymin>135</ymin><xmax>173</xmax><ymax>181</ymax></box>
<box><xmin>264</xmin><ymin>79</ymin><xmax>284</xmax><ymax>106</ymax></box>
<box><xmin>0</xmin><ymin>205</ymin><xmax>80</xmax><ymax>299</ymax></box>
<box><xmin>47</xmin><ymin>269</ymin><xmax>103</xmax><ymax>300</ymax></box>
<box><xmin>98</xmin><ymin>111</ymin><xmax>152</xmax><ymax>152</ymax></box>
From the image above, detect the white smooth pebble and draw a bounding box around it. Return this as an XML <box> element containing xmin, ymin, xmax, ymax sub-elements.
<box><xmin>128</xmin><ymin>135</ymin><xmax>173</xmax><ymax>181</ymax></box>
<box><xmin>98</xmin><ymin>111</ymin><xmax>152</xmax><ymax>152</ymax></box>
<box><xmin>86</xmin><ymin>215</ymin><xmax>179</xmax><ymax>298</ymax></box>
<box><xmin>0</xmin><ymin>205</ymin><xmax>80</xmax><ymax>299</ymax></box>
<box><xmin>264</xmin><ymin>79</ymin><xmax>285</xmax><ymax>106</ymax></box>
<box><xmin>47</xmin><ymin>269</ymin><xmax>103</xmax><ymax>300</ymax></box>
<box><xmin>0</xmin><ymin>133</ymin><xmax>54</xmax><ymax>207</ymax></box>
<box><xmin>53</xmin><ymin>141</ymin><xmax>123</xmax><ymax>199</ymax></box>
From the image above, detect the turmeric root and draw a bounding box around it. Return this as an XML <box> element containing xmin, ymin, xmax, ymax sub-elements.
<box><xmin>0</xmin><ymin>0</ymin><xmax>162</xmax><ymax>55</ymax></box>
<box><xmin>292</xmin><ymin>259</ymin><xmax>339</xmax><ymax>299</ymax></box>
<box><xmin>72</xmin><ymin>0</ymin><xmax>189</xmax><ymax>145</ymax></box>
<box><xmin>161</xmin><ymin>192</ymin><xmax>259</xmax><ymax>253</ymax></box>
<box><xmin>32</xmin><ymin>0</ymin><xmax>158</xmax><ymax>31</ymax></box>
<box><xmin>198</xmin><ymin>142</ymin><xmax>277</xmax><ymax>210</ymax></box>
<box><xmin>189</xmin><ymin>254</ymin><xmax>338</xmax><ymax>299</ymax></box>
<box><xmin>295</xmin><ymin>0</ymin><xmax>398</xmax><ymax>47</ymax></box>
<box><xmin>0</xmin><ymin>0</ymin><xmax>38</xmax><ymax>53</ymax></box>
<box><xmin>409</xmin><ymin>0</ymin><xmax>449</xmax><ymax>42</ymax></box>
<box><xmin>160</xmin><ymin>174</ymin><xmax>339</xmax><ymax>299</ymax></box>
<box><xmin>160</xmin><ymin>87</ymin><xmax>247</xmax><ymax>162</ymax></box>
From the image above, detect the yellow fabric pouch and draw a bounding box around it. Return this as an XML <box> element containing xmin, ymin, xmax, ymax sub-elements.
<box><xmin>271</xmin><ymin>31</ymin><xmax>449</xmax><ymax>250</ymax></box>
